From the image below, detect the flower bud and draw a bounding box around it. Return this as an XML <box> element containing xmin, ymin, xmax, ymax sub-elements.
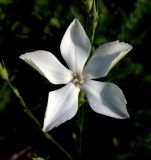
<box><xmin>84</xmin><ymin>0</ymin><xmax>93</xmax><ymax>13</ymax></box>
<box><xmin>0</xmin><ymin>62</ymin><xmax>9</xmax><ymax>81</ymax></box>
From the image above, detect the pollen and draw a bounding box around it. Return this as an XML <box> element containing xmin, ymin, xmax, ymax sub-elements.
<box><xmin>72</xmin><ymin>73</ymin><xmax>85</xmax><ymax>87</ymax></box>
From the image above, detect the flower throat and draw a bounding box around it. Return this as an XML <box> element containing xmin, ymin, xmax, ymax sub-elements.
<box><xmin>72</xmin><ymin>73</ymin><xmax>85</xmax><ymax>87</ymax></box>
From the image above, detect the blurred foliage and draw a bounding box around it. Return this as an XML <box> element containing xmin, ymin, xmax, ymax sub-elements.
<box><xmin>33</xmin><ymin>157</ymin><xmax>48</xmax><ymax>160</ymax></box>
<box><xmin>0</xmin><ymin>81</ymin><xmax>11</xmax><ymax>112</ymax></box>
<box><xmin>0</xmin><ymin>0</ymin><xmax>151</xmax><ymax>160</ymax></box>
<box><xmin>0</xmin><ymin>0</ymin><xmax>13</xmax><ymax>5</ymax></box>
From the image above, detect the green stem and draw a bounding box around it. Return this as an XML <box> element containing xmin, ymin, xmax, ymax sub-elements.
<box><xmin>78</xmin><ymin>109</ymin><xmax>83</xmax><ymax>156</ymax></box>
<box><xmin>90</xmin><ymin>0</ymin><xmax>99</xmax><ymax>44</ymax></box>
<box><xmin>7</xmin><ymin>80</ymin><xmax>74</xmax><ymax>160</ymax></box>
<box><xmin>90</xmin><ymin>24</ymin><xmax>96</xmax><ymax>44</ymax></box>
<box><xmin>7</xmin><ymin>80</ymin><xmax>41</xmax><ymax>127</ymax></box>
<box><xmin>85</xmin><ymin>0</ymin><xmax>99</xmax><ymax>61</ymax></box>
<box><xmin>44</xmin><ymin>132</ymin><xmax>73</xmax><ymax>160</ymax></box>
<box><xmin>77</xmin><ymin>91</ymin><xmax>87</xmax><ymax>159</ymax></box>
<box><xmin>77</xmin><ymin>1</ymin><xmax>99</xmax><ymax>158</ymax></box>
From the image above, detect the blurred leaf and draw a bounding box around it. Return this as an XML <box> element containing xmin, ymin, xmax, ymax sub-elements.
<box><xmin>22</xmin><ymin>25</ymin><xmax>32</xmax><ymax>34</ymax></box>
<box><xmin>33</xmin><ymin>156</ymin><xmax>48</xmax><ymax>160</ymax></box>
<box><xmin>118</xmin><ymin>0</ymin><xmax>151</xmax><ymax>44</ymax></box>
<box><xmin>32</xmin><ymin>0</ymin><xmax>50</xmax><ymax>18</ymax></box>
<box><xmin>11</xmin><ymin>21</ymin><xmax>20</xmax><ymax>32</ymax></box>
<box><xmin>72</xmin><ymin>131</ymin><xmax>77</xmax><ymax>142</ymax></box>
<box><xmin>0</xmin><ymin>0</ymin><xmax>13</xmax><ymax>5</ymax></box>
<box><xmin>109</xmin><ymin>58</ymin><xmax>143</xmax><ymax>80</ymax></box>
<box><xmin>49</xmin><ymin>17</ymin><xmax>60</xmax><ymax>29</ymax></box>
<box><xmin>112</xmin><ymin>137</ymin><xmax>120</xmax><ymax>147</ymax></box>
<box><xmin>116</xmin><ymin>153</ymin><xmax>130</xmax><ymax>160</ymax></box>
<box><xmin>143</xmin><ymin>75</ymin><xmax>151</xmax><ymax>83</ymax></box>
<box><xmin>0</xmin><ymin>82</ymin><xmax>11</xmax><ymax>112</ymax></box>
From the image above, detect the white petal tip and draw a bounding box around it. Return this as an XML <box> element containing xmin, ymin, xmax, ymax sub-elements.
<box><xmin>119</xmin><ymin>112</ymin><xmax>130</xmax><ymax>119</ymax></box>
<box><xmin>125</xmin><ymin>44</ymin><xmax>133</xmax><ymax>52</ymax></box>
<box><xmin>42</xmin><ymin>125</ymin><xmax>49</xmax><ymax>132</ymax></box>
<box><xmin>42</xmin><ymin>128</ymin><xmax>47</xmax><ymax>132</ymax></box>
<box><xmin>119</xmin><ymin>42</ymin><xmax>133</xmax><ymax>52</ymax></box>
<box><xmin>19</xmin><ymin>53</ymin><xmax>31</xmax><ymax>61</ymax></box>
<box><xmin>73</xmin><ymin>18</ymin><xmax>79</xmax><ymax>23</ymax></box>
<box><xmin>19</xmin><ymin>54</ymin><xmax>25</xmax><ymax>60</ymax></box>
<box><xmin>125</xmin><ymin>113</ymin><xmax>130</xmax><ymax>119</ymax></box>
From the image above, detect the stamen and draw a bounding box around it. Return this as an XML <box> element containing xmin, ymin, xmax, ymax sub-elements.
<box><xmin>72</xmin><ymin>72</ymin><xmax>85</xmax><ymax>87</ymax></box>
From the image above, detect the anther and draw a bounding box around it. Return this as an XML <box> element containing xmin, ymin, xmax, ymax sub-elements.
<box><xmin>72</xmin><ymin>72</ymin><xmax>85</xmax><ymax>87</ymax></box>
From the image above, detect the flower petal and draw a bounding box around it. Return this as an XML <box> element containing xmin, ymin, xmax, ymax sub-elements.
<box><xmin>60</xmin><ymin>19</ymin><xmax>91</xmax><ymax>73</ymax></box>
<box><xmin>42</xmin><ymin>83</ymin><xmax>80</xmax><ymax>131</ymax></box>
<box><xmin>84</xmin><ymin>41</ymin><xmax>132</xmax><ymax>79</ymax></box>
<box><xmin>19</xmin><ymin>50</ymin><xmax>73</xmax><ymax>84</ymax></box>
<box><xmin>82</xmin><ymin>80</ymin><xmax>129</xmax><ymax>119</ymax></box>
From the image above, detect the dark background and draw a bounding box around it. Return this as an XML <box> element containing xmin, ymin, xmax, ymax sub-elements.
<box><xmin>0</xmin><ymin>0</ymin><xmax>151</xmax><ymax>160</ymax></box>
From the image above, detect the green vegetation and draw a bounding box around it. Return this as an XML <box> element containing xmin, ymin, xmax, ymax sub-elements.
<box><xmin>0</xmin><ymin>0</ymin><xmax>151</xmax><ymax>159</ymax></box>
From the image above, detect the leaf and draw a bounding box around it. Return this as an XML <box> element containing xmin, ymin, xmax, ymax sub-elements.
<box><xmin>0</xmin><ymin>82</ymin><xmax>11</xmax><ymax>112</ymax></box>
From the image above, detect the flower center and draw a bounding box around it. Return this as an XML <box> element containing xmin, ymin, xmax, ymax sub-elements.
<box><xmin>72</xmin><ymin>73</ymin><xmax>85</xmax><ymax>87</ymax></box>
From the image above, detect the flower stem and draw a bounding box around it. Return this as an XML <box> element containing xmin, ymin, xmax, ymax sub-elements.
<box><xmin>7</xmin><ymin>80</ymin><xmax>41</xmax><ymax>127</ymax></box>
<box><xmin>6</xmin><ymin>79</ymin><xmax>74</xmax><ymax>160</ymax></box>
<box><xmin>77</xmin><ymin>1</ymin><xmax>99</xmax><ymax>158</ymax></box>
<box><xmin>77</xmin><ymin>91</ymin><xmax>87</xmax><ymax>159</ymax></box>
<box><xmin>44</xmin><ymin>132</ymin><xmax>74</xmax><ymax>160</ymax></box>
<box><xmin>89</xmin><ymin>0</ymin><xmax>99</xmax><ymax>44</ymax></box>
<box><xmin>78</xmin><ymin>105</ymin><xmax>88</xmax><ymax>160</ymax></box>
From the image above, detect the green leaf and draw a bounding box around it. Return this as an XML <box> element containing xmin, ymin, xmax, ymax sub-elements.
<box><xmin>0</xmin><ymin>82</ymin><xmax>11</xmax><ymax>112</ymax></box>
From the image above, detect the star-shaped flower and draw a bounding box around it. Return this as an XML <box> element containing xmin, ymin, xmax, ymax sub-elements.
<box><xmin>19</xmin><ymin>19</ymin><xmax>132</xmax><ymax>132</ymax></box>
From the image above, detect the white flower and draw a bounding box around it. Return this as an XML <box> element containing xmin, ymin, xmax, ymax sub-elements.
<box><xmin>19</xmin><ymin>19</ymin><xmax>132</xmax><ymax>132</ymax></box>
